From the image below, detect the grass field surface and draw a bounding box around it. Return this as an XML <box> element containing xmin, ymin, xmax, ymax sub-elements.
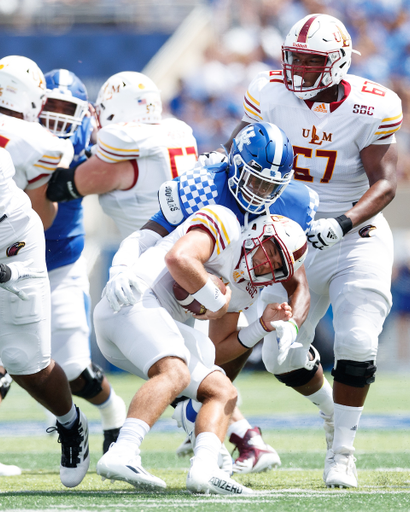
<box><xmin>0</xmin><ymin>371</ymin><xmax>409</xmax><ymax>511</ymax></box>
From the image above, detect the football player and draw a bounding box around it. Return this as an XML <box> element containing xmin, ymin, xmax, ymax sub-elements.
<box><xmin>46</xmin><ymin>70</ymin><xmax>198</xmax><ymax>238</ymax></box>
<box><xmin>39</xmin><ymin>69</ymin><xmax>127</xmax><ymax>453</ymax></box>
<box><xmin>101</xmin><ymin>121</ymin><xmax>318</xmax><ymax>473</ymax></box>
<box><xmin>94</xmin><ymin>204</ymin><xmax>307</xmax><ymax>494</ymax></box>
<box><xmin>223</xmin><ymin>13</ymin><xmax>403</xmax><ymax>488</ymax></box>
<box><xmin>0</xmin><ymin>147</ymin><xmax>89</xmax><ymax>487</ymax></box>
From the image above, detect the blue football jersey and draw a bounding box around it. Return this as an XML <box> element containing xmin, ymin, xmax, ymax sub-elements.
<box><xmin>45</xmin><ymin>117</ymin><xmax>94</xmax><ymax>271</ymax></box>
<box><xmin>151</xmin><ymin>162</ymin><xmax>318</xmax><ymax>233</ymax></box>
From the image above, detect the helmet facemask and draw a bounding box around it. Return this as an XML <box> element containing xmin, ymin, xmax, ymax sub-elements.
<box><xmin>40</xmin><ymin>95</ymin><xmax>88</xmax><ymax>137</ymax></box>
<box><xmin>235</xmin><ymin>214</ymin><xmax>308</xmax><ymax>287</ymax></box>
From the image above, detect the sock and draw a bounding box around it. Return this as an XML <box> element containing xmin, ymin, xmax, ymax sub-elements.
<box><xmin>306</xmin><ymin>377</ymin><xmax>334</xmax><ymax>418</ymax></box>
<box><xmin>333</xmin><ymin>403</ymin><xmax>363</xmax><ymax>455</ymax></box>
<box><xmin>95</xmin><ymin>389</ymin><xmax>127</xmax><ymax>430</ymax></box>
<box><xmin>193</xmin><ymin>432</ymin><xmax>221</xmax><ymax>468</ymax></box>
<box><xmin>56</xmin><ymin>403</ymin><xmax>77</xmax><ymax>429</ymax></box>
<box><xmin>227</xmin><ymin>418</ymin><xmax>252</xmax><ymax>439</ymax></box>
<box><xmin>114</xmin><ymin>418</ymin><xmax>150</xmax><ymax>454</ymax></box>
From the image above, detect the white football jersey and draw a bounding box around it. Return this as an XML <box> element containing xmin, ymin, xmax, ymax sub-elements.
<box><xmin>242</xmin><ymin>71</ymin><xmax>403</xmax><ymax>217</ymax></box>
<box><xmin>97</xmin><ymin>117</ymin><xmax>198</xmax><ymax>237</ymax></box>
<box><xmin>132</xmin><ymin>205</ymin><xmax>260</xmax><ymax>323</ymax></box>
<box><xmin>0</xmin><ymin>148</ymin><xmax>33</xmax><ymax>247</ymax></box>
<box><xmin>0</xmin><ymin>114</ymin><xmax>74</xmax><ymax>191</ymax></box>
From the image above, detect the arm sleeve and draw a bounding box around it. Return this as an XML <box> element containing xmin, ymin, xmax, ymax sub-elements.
<box><xmin>112</xmin><ymin>229</ymin><xmax>163</xmax><ymax>267</ymax></box>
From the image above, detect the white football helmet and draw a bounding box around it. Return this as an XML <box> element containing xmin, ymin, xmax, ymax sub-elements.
<box><xmin>282</xmin><ymin>14</ymin><xmax>360</xmax><ymax>100</ymax></box>
<box><xmin>0</xmin><ymin>55</ymin><xmax>46</xmax><ymax>122</ymax></box>
<box><xmin>95</xmin><ymin>71</ymin><xmax>162</xmax><ymax>127</ymax></box>
<box><xmin>236</xmin><ymin>214</ymin><xmax>308</xmax><ymax>286</ymax></box>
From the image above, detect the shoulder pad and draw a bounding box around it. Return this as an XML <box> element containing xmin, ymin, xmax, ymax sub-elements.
<box><xmin>158</xmin><ymin>180</ymin><xmax>184</xmax><ymax>226</ymax></box>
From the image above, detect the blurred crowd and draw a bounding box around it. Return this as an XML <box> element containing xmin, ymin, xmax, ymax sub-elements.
<box><xmin>166</xmin><ymin>0</ymin><xmax>410</xmax><ymax>182</ymax></box>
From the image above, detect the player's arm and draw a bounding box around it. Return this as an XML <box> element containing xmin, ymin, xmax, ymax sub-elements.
<box><xmin>346</xmin><ymin>143</ymin><xmax>397</xmax><ymax>226</ymax></box>
<box><xmin>211</xmin><ymin>301</ymin><xmax>292</xmax><ymax>365</ymax></box>
<box><xmin>25</xmin><ymin>183</ymin><xmax>58</xmax><ymax>230</ymax></box>
<box><xmin>308</xmin><ymin>143</ymin><xmax>397</xmax><ymax>250</ymax></box>
<box><xmin>280</xmin><ymin>265</ymin><xmax>310</xmax><ymax>329</ymax></box>
<box><xmin>222</xmin><ymin>121</ymin><xmax>250</xmax><ymax>153</ymax></box>
<box><xmin>165</xmin><ymin>228</ymin><xmax>232</xmax><ymax>320</ymax></box>
<box><xmin>46</xmin><ymin>155</ymin><xmax>135</xmax><ymax>201</ymax></box>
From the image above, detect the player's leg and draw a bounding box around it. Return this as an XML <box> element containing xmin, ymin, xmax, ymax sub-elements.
<box><xmin>93</xmin><ymin>291</ymin><xmax>192</xmax><ymax>489</ymax></box>
<box><xmin>49</xmin><ymin>258</ymin><xmax>126</xmax><ymax>453</ymax></box>
<box><xmin>1</xmin><ymin>212</ymin><xmax>89</xmax><ymax>488</ymax></box>
<box><xmin>0</xmin><ymin>362</ymin><xmax>21</xmax><ymax>476</ymax></box>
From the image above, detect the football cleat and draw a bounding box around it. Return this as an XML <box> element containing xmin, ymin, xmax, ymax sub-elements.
<box><xmin>230</xmin><ymin>427</ymin><xmax>281</xmax><ymax>473</ymax></box>
<box><xmin>0</xmin><ymin>462</ymin><xmax>22</xmax><ymax>476</ymax></box>
<box><xmin>325</xmin><ymin>452</ymin><xmax>358</xmax><ymax>488</ymax></box>
<box><xmin>186</xmin><ymin>457</ymin><xmax>253</xmax><ymax>495</ymax></box>
<box><xmin>103</xmin><ymin>427</ymin><xmax>121</xmax><ymax>455</ymax></box>
<box><xmin>48</xmin><ymin>406</ymin><xmax>90</xmax><ymax>488</ymax></box>
<box><xmin>97</xmin><ymin>442</ymin><xmax>166</xmax><ymax>490</ymax></box>
<box><xmin>176</xmin><ymin>435</ymin><xmax>194</xmax><ymax>457</ymax></box>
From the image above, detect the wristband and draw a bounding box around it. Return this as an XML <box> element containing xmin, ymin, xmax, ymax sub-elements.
<box><xmin>288</xmin><ymin>318</ymin><xmax>299</xmax><ymax>334</ymax></box>
<box><xmin>259</xmin><ymin>316</ymin><xmax>271</xmax><ymax>333</ymax></box>
<box><xmin>237</xmin><ymin>318</ymin><xmax>267</xmax><ymax>349</ymax></box>
<box><xmin>0</xmin><ymin>263</ymin><xmax>11</xmax><ymax>283</ymax></box>
<box><xmin>335</xmin><ymin>214</ymin><xmax>353</xmax><ymax>236</ymax></box>
<box><xmin>191</xmin><ymin>277</ymin><xmax>226</xmax><ymax>312</ymax></box>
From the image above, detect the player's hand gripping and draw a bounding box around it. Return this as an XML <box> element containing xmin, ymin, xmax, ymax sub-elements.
<box><xmin>102</xmin><ymin>265</ymin><xmax>142</xmax><ymax>312</ymax></box>
<box><xmin>0</xmin><ymin>260</ymin><xmax>46</xmax><ymax>300</ymax></box>
<box><xmin>307</xmin><ymin>215</ymin><xmax>352</xmax><ymax>250</ymax></box>
<box><xmin>269</xmin><ymin>318</ymin><xmax>299</xmax><ymax>365</ymax></box>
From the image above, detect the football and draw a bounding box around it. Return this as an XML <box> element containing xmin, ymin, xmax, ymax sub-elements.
<box><xmin>173</xmin><ymin>274</ymin><xmax>226</xmax><ymax>315</ymax></box>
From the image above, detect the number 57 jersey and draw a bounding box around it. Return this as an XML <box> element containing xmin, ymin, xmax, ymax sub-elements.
<box><xmin>96</xmin><ymin>117</ymin><xmax>198</xmax><ymax>237</ymax></box>
<box><xmin>243</xmin><ymin>71</ymin><xmax>403</xmax><ymax>217</ymax></box>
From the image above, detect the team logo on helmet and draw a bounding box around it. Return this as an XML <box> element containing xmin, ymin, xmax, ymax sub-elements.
<box><xmin>6</xmin><ymin>241</ymin><xmax>25</xmax><ymax>256</ymax></box>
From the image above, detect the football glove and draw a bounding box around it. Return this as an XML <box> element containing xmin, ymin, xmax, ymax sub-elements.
<box><xmin>196</xmin><ymin>151</ymin><xmax>227</xmax><ymax>167</ymax></box>
<box><xmin>270</xmin><ymin>319</ymin><xmax>298</xmax><ymax>365</ymax></box>
<box><xmin>102</xmin><ymin>265</ymin><xmax>142</xmax><ymax>313</ymax></box>
<box><xmin>0</xmin><ymin>260</ymin><xmax>46</xmax><ymax>300</ymax></box>
<box><xmin>307</xmin><ymin>218</ymin><xmax>344</xmax><ymax>250</ymax></box>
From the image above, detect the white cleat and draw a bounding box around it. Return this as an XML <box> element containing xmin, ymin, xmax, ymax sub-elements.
<box><xmin>96</xmin><ymin>443</ymin><xmax>166</xmax><ymax>490</ymax></box>
<box><xmin>47</xmin><ymin>406</ymin><xmax>90</xmax><ymax>488</ymax></box>
<box><xmin>0</xmin><ymin>462</ymin><xmax>22</xmax><ymax>476</ymax></box>
<box><xmin>187</xmin><ymin>457</ymin><xmax>253</xmax><ymax>495</ymax></box>
<box><xmin>218</xmin><ymin>443</ymin><xmax>233</xmax><ymax>476</ymax></box>
<box><xmin>325</xmin><ymin>452</ymin><xmax>358</xmax><ymax>488</ymax></box>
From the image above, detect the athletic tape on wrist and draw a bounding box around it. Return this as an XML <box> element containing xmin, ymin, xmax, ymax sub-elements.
<box><xmin>237</xmin><ymin>317</ymin><xmax>267</xmax><ymax>348</ymax></box>
<box><xmin>191</xmin><ymin>277</ymin><xmax>226</xmax><ymax>312</ymax></box>
<box><xmin>288</xmin><ymin>318</ymin><xmax>299</xmax><ymax>334</ymax></box>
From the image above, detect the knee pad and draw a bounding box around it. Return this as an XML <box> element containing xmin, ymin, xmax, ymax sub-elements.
<box><xmin>275</xmin><ymin>345</ymin><xmax>320</xmax><ymax>387</ymax></box>
<box><xmin>331</xmin><ymin>359</ymin><xmax>376</xmax><ymax>388</ymax></box>
<box><xmin>72</xmin><ymin>362</ymin><xmax>104</xmax><ymax>399</ymax></box>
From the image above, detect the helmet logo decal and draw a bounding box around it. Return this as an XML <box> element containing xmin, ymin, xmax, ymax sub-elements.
<box><xmin>235</xmin><ymin>125</ymin><xmax>255</xmax><ymax>151</ymax></box>
<box><xmin>335</xmin><ymin>25</ymin><xmax>351</xmax><ymax>48</ymax></box>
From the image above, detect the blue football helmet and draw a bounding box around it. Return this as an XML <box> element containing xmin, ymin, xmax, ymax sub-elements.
<box><xmin>39</xmin><ymin>69</ymin><xmax>88</xmax><ymax>137</ymax></box>
<box><xmin>228</xmin><ymin>122</ymin><xmax>294</xmax><ymax>214</ymax></box>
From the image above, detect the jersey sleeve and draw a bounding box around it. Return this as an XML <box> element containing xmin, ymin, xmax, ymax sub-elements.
<box><xmin>96</xmin><ymin>123</ymin><xmax>143</xmax><ymax>163</ymax></box>
<box><xmin>242</xmin><ymin>71</ymin><xmax>272</xmax><ymax>123</ymax></box>
<box><xmin>368</xmin><ymin>88</ymin><xmax>403</xmax><ymax>146</ymax></box>
<box><xmin>183</xmin><ymin>205</ymin><xmax>240</xmax><ymax>259</ymax></box>
<box><xmin>25</xmin><ymin>134</ymin><xmax>74</xmax><ymax>190</ymax></box>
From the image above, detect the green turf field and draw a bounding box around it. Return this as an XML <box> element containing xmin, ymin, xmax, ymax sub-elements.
<box><xmin>0</xmin><ymin>371</ymin><xmax>409</xmax><ymax>511</ymax></box>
